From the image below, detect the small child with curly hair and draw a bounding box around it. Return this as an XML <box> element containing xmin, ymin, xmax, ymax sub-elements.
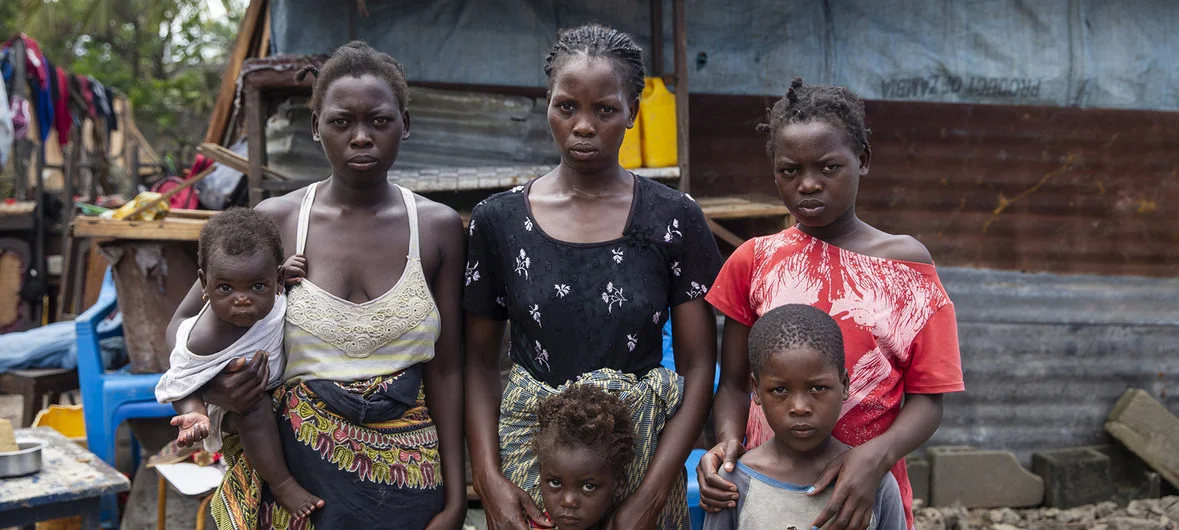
<box><xmin>154</xmin><ymin>208</ymin><xmax>322</xmax><ymax>520</ymax></box>
<box><xmin>532</xmin><ymin>385</ymin><xmax>637</xmax><ymax>530</ymax></box>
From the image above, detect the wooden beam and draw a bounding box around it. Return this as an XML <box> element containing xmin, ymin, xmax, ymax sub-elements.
<box><xmin>672</xmin><ymin>0</ymin><xmax>690</xmax><ymax>194</ymax></box>
<box><xmin>203</xmin><ymin>0</ymin><xmax>268</xmax><ymax>146</ymax></box>
<box><xmin>705</xmin><ymin>218</ymin><xmax>744</xmax><ymax>248</ymax></box>
<box><xmin>170</xmin><ymin>209</ymin><xmax>219</xmax><ymax>220</ymax></box>
<box><xmin>197</xmin><ymin>143</ymin><xmax>291</xmax><ymax>181</ymax></box>
<box><xmin>259</xmin><ymin>7</ymin><xmax>272</xmax><ymax>57</ymax></box>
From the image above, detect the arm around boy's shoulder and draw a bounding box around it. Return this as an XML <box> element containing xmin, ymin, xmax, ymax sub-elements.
<box><xmin>871</xmin><ymin>472</ymin><xmax>907</xmax><ymax>530</ymax></box>
<box><xmin>702</xmin><ymin>466</ymin><xmax>746</xmax><ymax>530</ymax></box>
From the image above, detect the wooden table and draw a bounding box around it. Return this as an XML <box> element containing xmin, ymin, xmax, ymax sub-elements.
<box><xmin>0</xmin><ymin>427</ymin><xmax>130</xmax><ymax>529</ymax></box>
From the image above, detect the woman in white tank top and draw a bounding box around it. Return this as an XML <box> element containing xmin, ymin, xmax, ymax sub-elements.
<box><xmin>166</xmin><ymin>42</ymin><xmax>467</xmax><ymax>530</ymax></box>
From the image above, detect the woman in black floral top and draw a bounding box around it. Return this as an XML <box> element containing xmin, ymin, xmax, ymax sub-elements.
<box><xmin>464</xmin><ymin>24</ymin><xmax>723</xmax><ymax>530</ymax></box>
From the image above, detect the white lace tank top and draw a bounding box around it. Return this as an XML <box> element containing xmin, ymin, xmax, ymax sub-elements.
<box><xmin>282</xmin><ymin>182</ymin><xmax>441</xmax><ymax>382</ymax></box>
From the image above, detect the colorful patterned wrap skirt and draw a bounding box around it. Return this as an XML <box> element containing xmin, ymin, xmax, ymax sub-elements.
<box><xmin>211</xmin><ymin>365</ymin><xmax>444</xmax><ymax>529</ymax></box>
<box><xmin>498</xmin><ymin>364</ymin><xmax>690</xmax><ymax>530</ymax></box>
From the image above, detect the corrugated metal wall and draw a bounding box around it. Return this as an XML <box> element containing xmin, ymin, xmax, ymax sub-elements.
<box><xmin>691</xmin><ymin>95</ymin><xmax>1179</xmax><ymax>277</ymax></box>
<box><xmin>930</xmin><ymin>266</ymin><xmax>1179</xmax><ymax>463</ymax></box>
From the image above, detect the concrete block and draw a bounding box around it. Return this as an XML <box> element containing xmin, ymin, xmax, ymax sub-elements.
<box><xmin>928</xmin><ymin>445</ymin><xmax>1044</xmax><ymax>508</ymax></box>
<box><xmin>907</xmin><ymin>456</ymin><xmax>930</xmax><ymax>505</ymax></box>
<box><xmin>1105</xmin><ymin>388</ymin><xmax>1179</xmax><ymax>489</ymax></box>
<box><xmin>1085</xmin><ymin>444</ymin><xmax>1162</xmax><ymax>502</ymax></box>
<box><xmin>1031</xmin><ymin>447</ymin><xmax>1114</xmax><ymax>508</ymax></box>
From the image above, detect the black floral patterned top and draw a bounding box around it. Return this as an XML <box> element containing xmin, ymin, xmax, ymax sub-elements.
<box><xmin>463</xmin><ymin>175</ymin><xmax>723</xmax><ymax>386</ymax></box>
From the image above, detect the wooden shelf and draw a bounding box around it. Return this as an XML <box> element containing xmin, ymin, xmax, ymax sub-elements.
<box><xmin>697</xmin><ymin>195</ymin><xmax>789</xmax><ymax>220</ymax></box>
<box><xmin>72</xmin><ymin>217</ymin><xmax>206</xmax><ymax>242</ymax></box>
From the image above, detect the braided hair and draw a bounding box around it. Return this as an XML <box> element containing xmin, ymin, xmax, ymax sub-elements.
<box><xmin>748</xmin><ymin>304</ymin><xmax>845</xmax><ymax>377</ymax></box>
<box><xmin>198</xmin><ymin>207</ymin><xmax>283</xmax><ymax>273</ymax></box>
<box><xmin>535</xmin><ymin>385</ymin><xmax>636</xmax><ymax>482</ymax></box>
<box><xmin>756</xmin><ymin>77</ymin><xmax>871</xmax><ymax>157</ymax></box>
<box><xmin>544</xmin><ymin>24</ymin><xmax>646</xmax><ymax>101</ymax></box>
<box><xmin>295</xmin><ymin>41</ymin><xmax>410</xmax><ymax>114</ymax></box>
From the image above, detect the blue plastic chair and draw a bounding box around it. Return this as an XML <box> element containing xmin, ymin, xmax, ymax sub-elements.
<box><xmin>75</xmin><ymin>268</ymin><xmax>175</xmax><ymax>526</ymax></box>
<box><xmin>661</xmin><ymin>320</ymin><xmax>715</xmax><ymax>530</ymax></box>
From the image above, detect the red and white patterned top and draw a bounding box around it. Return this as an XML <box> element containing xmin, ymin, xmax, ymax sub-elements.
<box><xmin>706</xmin><ymin>227</ymin><xmax>965</xmax><ymax>528</ymax></box>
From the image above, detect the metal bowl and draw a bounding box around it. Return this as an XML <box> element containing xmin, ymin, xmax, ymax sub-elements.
<box><xmin>0</xmin><ymin>439</ymin><xmax>45</xmax><ymax>478</ymax></box>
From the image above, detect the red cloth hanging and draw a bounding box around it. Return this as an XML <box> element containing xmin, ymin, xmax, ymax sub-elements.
<box><xmin>53</xmin><ymin>66</ymin><xmax>71</xmax><ymax>145</ymax></box>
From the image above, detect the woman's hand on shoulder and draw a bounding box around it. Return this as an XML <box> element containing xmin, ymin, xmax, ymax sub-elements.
<box><xmin>808</xmin><ymin>443</ymin><xmax>891</xmax><ymax>530</ymax></box>
<box><xmin>697</xmin><ymin>439</ymin><xmax>744</xmax><ymax>512</ymax></box>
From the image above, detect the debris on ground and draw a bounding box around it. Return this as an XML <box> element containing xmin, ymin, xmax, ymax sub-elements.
<box><xmin>914</xmin><ymin>496</ymin><xmax>1179</xmax><ymax>530</ymax></box>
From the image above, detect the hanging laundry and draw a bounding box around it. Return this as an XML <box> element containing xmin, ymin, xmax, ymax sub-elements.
<box><xmin>89</xmin><ymin>77</ymin><xmax>115</xmax><ymax>134</ymax></box>
<box><xmin>30</xmin><ymin>59</ymin><xmax>53</xmax><ymax>143</ymax></box>
<box><xmin>76</xmin><ymin>75</ymin><xmax>97</xmax><ymax>119</ymax></box>
<box><xmin>1</xmin><ymin>35</ymin><xmax>53</xmax><ymax>143</ymax></box>
<box><xmin>0</xmin><ymin>80</ymin><xmax>12</xmax><ymax>166</ymax></box>
<box><xmin>67</xmin><ymin>74</ymin><xmax>88</xmax><ymax>124</ymax></box>
<box><xmin>52</xmin><ymin>66</ymin><xmax>71</xmax><ymax>145</ymax></box>
<box><xmin>3</xmin><ymin>34</ymin><xmax>50</xmax><ymax>90</ymax></box>
<box><xmin>10</xmin><ymin>95</ymin><xmax>31</xmax><ymax>140</ymax></box>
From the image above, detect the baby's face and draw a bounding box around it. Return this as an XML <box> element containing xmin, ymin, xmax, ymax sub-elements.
<box><xmin>752</xmin><ymin>345</ymin><xmax>848</xmax><ymax>455</ymax></box>
<box><xmin>539</xmin><ymin>444</ymin><xmax>617</xmax><ymax>530</ymax></box>
<box><xmin>201</xmin><ymin>251</ymin><xmax>280</xmax><ymax>328</ymax></box>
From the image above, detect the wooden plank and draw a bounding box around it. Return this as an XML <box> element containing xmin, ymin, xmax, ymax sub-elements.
<box><xmin>697</xmin><ymin>196</ymin><xmax>790</xmax><ymax>220</ymax></box>
<box><xmin>259</xmin><ymin>5</ymin><xmax>272</xmax><ymax>57</ymax></box>
<box><xmin>673</xmin><ymin>0</ymin><xmax>690</xmax><ymax>193</ymax></box>
<box><xmin>170</xmin><ymin>209</ymin><xmax>219</xmax><ymax>220</ymax></box>
<box><xmin>203</xmin><ymin>0</ymin><xmax>267</xmax><ymax>146</ymax></box>
<box><xmin>706</xmin><ymin>218</ymin><xmax>744</xmax><ymax>248</ymax></box>
<box><xmin>72</xmin><ymin>218</ymin><xmax>205</xmax><ymax>241</ymax></box>
<box><xmin>197</xmin><ymin>143</ymin><xmax>291</xmax><ymax>181</ymax></box>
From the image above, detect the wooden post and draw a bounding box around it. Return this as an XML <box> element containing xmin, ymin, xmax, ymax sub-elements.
<box><xmin>127</xmin><ymin>141</ymin><xmax>141</xmax><ymax>193</ymax></box>
<box><xmin>57</xmin><ymin>131</ymin><xmax>81</xmax><ymax>321</ymax></box>
<box><xmin>672</xmin><ymin>0</ymin><xmax>690</xmax><ymax>193</ymax></box>
<box><xmin>10</xmin><ymin>39</ymin><xmax>30</xmax><ymax>200</ymax></box>
<box><xmin>651</xmin><ymin>0</ymin><xmax>664</xmax><ymax>76</ymax></box>
<box><xmin>245</xmin><ymin>87</ymin><xmax>267</xmax><ymax>206</ymax></box>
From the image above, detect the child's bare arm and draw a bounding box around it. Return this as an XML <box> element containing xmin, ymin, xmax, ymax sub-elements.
<box><xmin>171</xmin><ymin>394</ymin><xmax>212</xmax><ymax>448</ymax></box>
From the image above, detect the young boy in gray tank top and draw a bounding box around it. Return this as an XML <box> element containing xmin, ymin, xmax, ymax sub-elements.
<box><xmin>704</xmin><ymin>304</ymin><xmax>905</xmax><ymax>530</ymax></box>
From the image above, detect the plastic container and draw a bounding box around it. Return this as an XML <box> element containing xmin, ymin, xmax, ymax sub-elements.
<box><xmin>32</xmin><ymin>404</ymin><xmax>88</xmax><ymax>448</ymax></box>
<box><xmin>619</xmin><ymin>105</ymin><xmax>643</xmax><ymax>169</ymax></box>
<box><xmin>640</xmin><ymin>77</ymin><xmax>678</xmax><ymax>167</ymax></box>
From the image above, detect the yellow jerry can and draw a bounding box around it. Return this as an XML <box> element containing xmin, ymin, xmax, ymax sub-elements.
<box><xmin>640</xmin><ymin>77</ymin><xmax>677</xmax><ymax>167</ymax></box>
<box><xmin>619</xmin><ymin>102</ymin><xmax>644</xmax><ymax>169</ymax></box>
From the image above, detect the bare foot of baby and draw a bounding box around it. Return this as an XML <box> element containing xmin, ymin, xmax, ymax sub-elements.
<box><xmin>271</xmin><ymin>477</ymin><xmax>324</xmax><ymax>519</ymax></box>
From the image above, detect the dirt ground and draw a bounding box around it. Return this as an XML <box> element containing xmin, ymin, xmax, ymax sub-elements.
<box><xmin>915</xmin><ymin>497</ymin><xmax>1179</xmax><ymax>530</ymax></box>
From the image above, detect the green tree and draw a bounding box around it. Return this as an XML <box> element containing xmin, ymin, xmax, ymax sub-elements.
<box><xmin>2</xmin><ymin>0</ymin><xmax>245</xmax><ymax>165</ymax></box>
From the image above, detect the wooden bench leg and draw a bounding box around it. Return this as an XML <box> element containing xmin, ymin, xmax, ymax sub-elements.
<box><xmin>158</xmin><ymin>475</ymin><xmax>167</xmax><ymax>530</ymax></box>
<box><xmin>195</xmin><ymin>494</ymin><xmax>214</xmax><ymax>530</ymax></box>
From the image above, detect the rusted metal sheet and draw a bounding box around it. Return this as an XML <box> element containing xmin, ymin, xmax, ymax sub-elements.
<box><xmin>931</xmin><ymin>266</ymin><xmax>1179</xmax><ymax>463</ymax></box>
<box><xmin>690</xmin><ymin>94</ymin><xmax>1179</xmax><ymax>277</ymax></box>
